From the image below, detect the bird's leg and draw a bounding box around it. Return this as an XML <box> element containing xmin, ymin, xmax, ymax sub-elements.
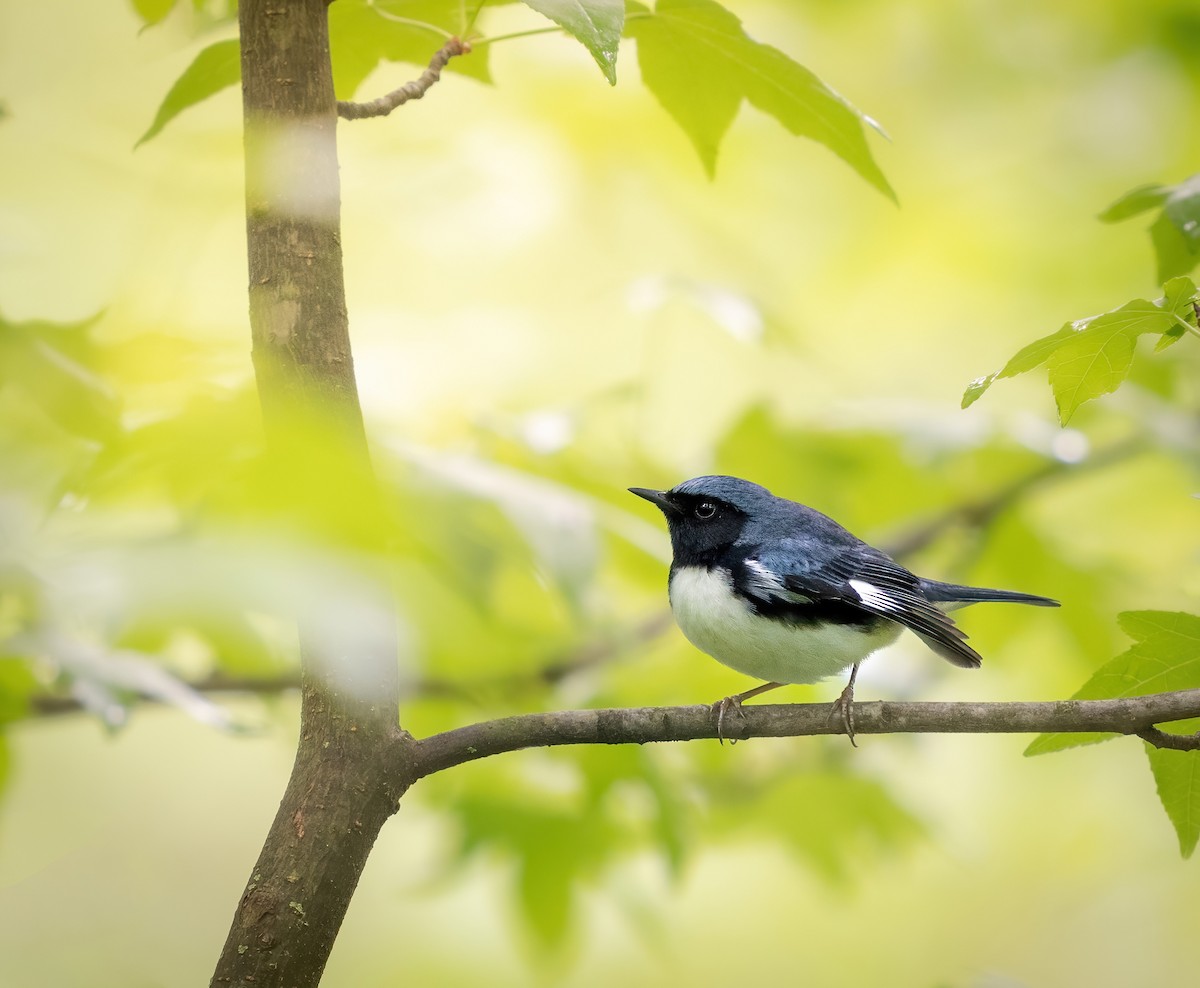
<box><xmin>828</xmin><ymin>663</ymin><xmax>860</xmax><ymax>747</ymax></box>
<box><xmin>713</xmin><ymin>681</ymin><xmax>784</xmax><ymax>745</ymax></box>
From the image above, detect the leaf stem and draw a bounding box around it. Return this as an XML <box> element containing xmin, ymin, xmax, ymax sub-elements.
<box><xmin>463</xmin><ymin>0</ymin><xmax>488</xmax><ymax>38</ymax></box>
<box><xmin>1170</xmin><ymin>312</ymin><xmax>1200</xmax><ymax>339</ymax></box>
<box><xmin>469</xmin><ymin>24</ymin><xmax>567</xmax><ymax>46</ymax></box>
<box><xmin>470</xmin><ymin>10</ymin><xmax>650</xmax><ymax>47</ymax></box>
<box><xmin>368</xmin><ymin>2</ymin><xmax>455</xmax><ymax>40</ymax></box>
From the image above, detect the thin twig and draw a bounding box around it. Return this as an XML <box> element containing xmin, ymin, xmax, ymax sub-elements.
<box><xmin>882</xmin><ymin>439</ymin><xmax>1143</xmax><ymax>559</ymax></box>
<box><xmin>408</xmin><ymin>689</ymin><xmax>1200</xmax><ymax>778</ymax></box>
<box><xmin>1136</xmin><ymin>725</ymin><xmax>1200</xmax><ymax>751</ymax></box>
<box><xmin>337</xmin><ymin>37</ymin><xmax>470</xmax><ymax>121</ymax></box>
<box><xmin>22</xmin><ymin>614</ymin><xmax>673</xmax><ymax>719</ymax></box>
<box><xmin>366</xmin><ymin>2</ymin><xmax>454</xmax><ymax>40</ymax></box>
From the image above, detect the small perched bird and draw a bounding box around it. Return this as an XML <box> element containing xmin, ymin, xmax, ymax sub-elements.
<box><xmin>630</xmin><ymin>476</ymin><xmax>1058</xmax><ymax>742</ymax></box>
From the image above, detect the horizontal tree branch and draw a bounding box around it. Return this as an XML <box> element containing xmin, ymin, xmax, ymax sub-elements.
<box><xmin>407</xmin><ymin>688</ymin><xmax>1200</xmax><ymax>779</ymax></box>
<box><xmin>336</xmin><ymin>37</ymin><xmax>469</xmax><ymax>120</ymax></box>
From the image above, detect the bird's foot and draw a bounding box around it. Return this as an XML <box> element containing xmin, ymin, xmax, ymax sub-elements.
<box><xmin>712</xmin><ymin>695</ymin><xmax>748</xmax><ymax>746</ymax></box>
<box><xmin>828</xmin><ymin>664</ymin><xmax>861</xmax><ymax>747</ymax></box>
<box><xmin>711</xmin><ymin>681</ymin><xmax>784</xmax><ymax>745</ymax></box>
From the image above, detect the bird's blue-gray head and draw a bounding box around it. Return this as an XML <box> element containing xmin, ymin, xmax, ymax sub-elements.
<box><xmin>629</xmin><ymin>476</ymin><xmax>776</xmax><ymax>565</ymax></box>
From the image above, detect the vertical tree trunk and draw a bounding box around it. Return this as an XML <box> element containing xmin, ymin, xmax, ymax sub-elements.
<box><xmin>212</xmin><ymin>2</ymin><xmax>409</xmax><ymax>984</ymax></box>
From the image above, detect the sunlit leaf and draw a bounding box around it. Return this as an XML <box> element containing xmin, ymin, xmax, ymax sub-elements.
<box><xmin>1097</xmin><ymin>182</ymin><xmax>1171</xmax><ymax>223</ymax></box>
<box><xmin>1145</xmin><ymin>739</ymin><xmax>1200</xmax><ymax>858</ymax></box>
<box><xmin>962</xmin><ymin>278</ymin><xmax>1199</xmax><ymax>420</ymax></box>
<box><xmin>1099</xmin><ymin>175</ymin><xmax>1200</xmax><ymax>280</ymax></box>
<box><xmin>1164</xmin><ymin>175</ymin><xmax>1200</xmax><ymax>250</ymax></box>
<box><xmin>0</xmin><ymin>312</ymin><xmax>120</xmax><ymax>443</ymax></box>
<box><xmin>330</xmin><ymin>0</ymin><xmax>492</xmax><ymax>98</ymax></box>
<box><xmin>136</xmin><ymin>38</ymin><xmax>240</xmax><ymax>147</ymax></box>
<box><xmin>1119</xmin><ymin>609</ymin><xmax>1200</xmax><ymax>644</ymax></box>
<box><xmin>627</xmin><ymin>0</ymin><xmax>893</xmax><ymax>197</ymax></box>
<box><xmin>1027</xmin><ymin>611</ymin><xmax>1200</xmax><ymax>756</ymax></box>
<box><xmin>131</xmin><ymin>0</ymin><xmax>179</xmax><ymax>26</ymax></box>
<box><xmin>1150</xmin><ymin>211</ymin><xmax>1198</xmax><ymax>282</ymax></box>
<box><xmin>521</xmin><ymin>0</ymin><xmax>624</xmax><ymax>84</ymax></box>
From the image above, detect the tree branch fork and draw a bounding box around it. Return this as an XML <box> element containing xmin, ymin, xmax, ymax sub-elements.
<box><xmin>404</xmin><ymin>688</ymin><xmax>1200</xmax><ymax>781</ymax></box>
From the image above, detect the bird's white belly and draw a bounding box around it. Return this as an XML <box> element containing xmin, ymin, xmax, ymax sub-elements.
<box><xmin>668</xmin><ymin>566</ymin><xmax>901</xmax><ymax>685</ymax></box>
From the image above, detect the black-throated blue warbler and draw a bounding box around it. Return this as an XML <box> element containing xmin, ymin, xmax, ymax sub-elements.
<box><xmin>629</xmin><ymin>476</ymin><xmax>1058</xmax><ymax>742</ymax></box>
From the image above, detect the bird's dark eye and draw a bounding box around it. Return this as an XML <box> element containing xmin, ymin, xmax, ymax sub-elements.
<box><xmin>694</xmin><ymin>502</ymin><xmax>717</xmax><ymax>519</ymax></box>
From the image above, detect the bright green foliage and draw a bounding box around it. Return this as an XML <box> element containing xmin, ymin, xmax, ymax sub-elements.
<box><xmin>129</xmin><ymin>1</ymin><xmax>238</xmax><ymax>25</ymax></box>
<box><xmin>627</xmin><ymin>0</ymin><xmax>893</xmax><ymax>196</ymax></box>
<box><xmin>1146</xmin><ymin>742</ymin><xmax>1200</xmax><ymax>858</ymax></box>
<box><xmin>962</xmin><ymin>277</ymin><xmax>1199</xmax><ymax>423</ymax></box>
<box><xmin>136</xmin><ymin>38</ymin><xmax>240</xmax><ymax>148</ymax></box>
<box><xmin>0</xmin><ymin>312</ymin><xmax>120</xmax><ymax>443</ymax></box>
<box><xmin>708</xmin><ymin>771</ymin><xmax>924</xmax><ymax>883</ymax></box>
<box><xmin>1100</xmin><ymin>175</ymin><xmax>1200</xmax><ymax>282</ymax></box>
<box><xmin>132</xmin><ymin>0</ymin><xmax>893</xmax><ymax>199</ymax></box>
<box><xmin>444</xmin><ymin>746</ymin><xmax>686</xmax><ymax>947</ymax></box>
<box><xmin>521</xmin><ymin>0</ymin><xmax>624</xmax><ymax>84</ymax></box>
<box><xmin>1027</xmin><ymin>610</ymin><xmax>1200</xmax><ymax>756</ymax></box>
<box><xmin>1027</xmin><ymin>612</ymin><xmax>1200</xmax><ymax>857</ymax></box>
<box><xmin>328</xmin><ymin>0</ymin><xmax>493</xmax><ymax>96</ymax></box>
<box><xmin>8</xmin><ymin>1</ymin><xmax>1200</xmax><ymax>977</ymax></box>
<box><xmin>130</xmin><ymin>0</ymin><xmax>178</xmax><ymax>25</ymax></box>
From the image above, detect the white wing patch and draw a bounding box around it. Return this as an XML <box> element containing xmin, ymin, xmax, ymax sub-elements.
<box><xmin>849</xmin><ymin>579</ymin><xmax>893</xmax><ymax>611</ymax></box>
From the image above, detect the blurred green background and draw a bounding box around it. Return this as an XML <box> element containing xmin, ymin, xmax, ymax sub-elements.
<box><xmin>1</xmin><ymin>1</ymin><xmax>1198</xmax><ymax>985</ymax></box>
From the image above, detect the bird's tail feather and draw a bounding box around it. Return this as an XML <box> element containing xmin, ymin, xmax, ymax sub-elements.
<box><xmin>919</xmin><ymin>579</ymin><xmax>1059</xmax><ymax>608</ymax></box>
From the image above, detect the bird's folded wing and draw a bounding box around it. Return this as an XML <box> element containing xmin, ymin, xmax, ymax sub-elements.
<box><xmin>750</xmin><ymin>542</ymin><xmax>983</xmax><ymax>668</ymax></box>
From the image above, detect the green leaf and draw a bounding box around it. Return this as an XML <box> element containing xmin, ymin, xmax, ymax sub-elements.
<box><xmin>1049</xmin><ymin>288</ymin><xmax>1198</xmax><ymax>423</ymax></box>
<box><xmin>1119</xmin><ymin>609</ymin><xmax>1200</xmax><ymax>643</ymax></box>
<box><xmin>961</xmin><ymin>320</ymin><xmax>1084</xmax><ymax>409</ymax></box>
<box><xmin>628</xmin><ymin>0</ymin><xmax>893</xmax><ymax>197</ymax></box>
<box><xmin>330</xmin><ymin>1</ymin><xmax>492</xmax><ymax>98</ymax></box>
<box><xmin>136</xmin><ymin>38</ymin><xmax>240</xmax><ymax>147</ymax></box>
<box><xmin>962</xmin><ymin>278</ymin><xmax>1199</xmax><ymax>419</ymax></box>
<box><xmin>1046</xmin><ymin>312</ymin><xmax>1141</xmax><ymax>424</ymax></box>
<box><xmin>1163</xmin><ymin>174</ymin><xmax>1200</xmax><ymax>250</ymax></box>
<box><xmin>130</xmin><ymin>0</ymin><xmax>179</xmax><ymax>25</ymax></box>
<box><xmin>960</xmin><ymin>372</ymin><xmax>999</xmax><ymax>409</ymax></box>
<box><xmin>1156</xmin><ymin>275</ymin><xmax>1198</xmax><ymax>350</ymax></box>
<box><xmin>1097</xmin><ymin>182</ymin><xmax>1171</xmax><ymax>223</ymax></box>
<box><xmin>1027</xmin><ymin>611</ymin><xmax>1200</xmax><ymax>756</ymax></box>
<box><xmin>1150</xmin><ymin>211</ymin><xmax>1198</xmax><ymax>282</ymax></box>
<box><xmin>521</xmin><ymin>0</ymin><xmax>624</xmax><ymax>84</ymax></box>
<box><xmin>1145</xmin><ymin>740</ymin><xmax>1200</xmax><ymax>858</ymax></box>
<box><xmin>0</xmin><ymin>312</ymin><xmax>121</xmax><ymax>442</ymax></box>
<box><xmin>1097</xmin><ymin>177</ymin><xmax>1200</xmax><ymax>293</ymax></box>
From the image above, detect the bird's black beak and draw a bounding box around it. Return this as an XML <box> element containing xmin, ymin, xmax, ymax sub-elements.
<box><xmin>628</xmin><ymin>487</ymin><xmax>679</xmax><ymax>515</ymax></box>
